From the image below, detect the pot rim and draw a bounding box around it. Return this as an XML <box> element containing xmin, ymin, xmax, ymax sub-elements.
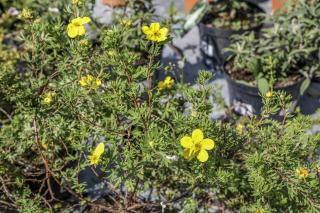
<box><xmin>223</xmin><ymin>61</ymin><xmax>305</xmax><ymax>91</ymax></box>
<box><xmin>101</xmin><ymin>0</ymin><xmax>127</xmax><ymax>7</ymax></box>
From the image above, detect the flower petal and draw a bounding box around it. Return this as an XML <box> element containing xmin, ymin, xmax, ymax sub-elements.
<box><xmin>183</xmin><ymin>149</ymin><xmax>193</xmax><ymax>160</ymax></box>
<box><xmin>158</xmin><ymin>81</ymin><xmax>165</xmax><ymax>90</ymax></box>
<box><xmin>192</xmin><ymin>129</ymin><xmax>203</xmax><ymax>142</ymax></box>
<box><xmin>150</xmin><ymin>22</ymin><xmax>160</xmax><ymax>31</ymax></box>
<box><xmin>81</xmin><ymin>16</ymin><xmax>91</xmax><ymax>24</ymax></box>
<box><xmin>197</xmin><ymin>149</ymin><xmax>208</xmax><ymax>162</ymax></box>
<box><xmin>201</xmin><ymin>138</ymin><xmax>215</xmax><ymax>150</ymax></box>
<box><xmin>71</xmin><ymin>17</ymin><xmax>82</xmax><ymax>24</ymax></box>
<box><xmin>142</xmin><ymin>26</ymin><xmax>151</xmax><ymax>35</ymax></box>
<box><xmin>157</xmin><ymin>27</ymin><xmax>168</xmax><ymax>41</ymax></box>
<box><xmin>67</xmin><ymin>24</ymin><xmax>78</xmax><ymax>38</ymax></box>
<box><xmin>95</xmin><ymin>79</ymin><xmax>101</xmax><ymax>87</ymax></box>
<box><xmin>93</xmin><ymin>142</ymin><xmax>104</xmax><ymax>156</ymax></box>
<box><xmin>159</xmin><ymin>27</ymin><xmax>168</xmax><ymax>36</ymax></box>
<box><xmin>89</xmin><ymin>154</ymin><xmax>99</xmax><ymax>165</ymax></box>
<box><xmin>180</xmin><ymin>136</ymin><xmax>193</xmax><ymax>148</ymax></box>
<box><xmin>77</xmin><ymin>26</ymin><xmax>86</xmax><ymax>36</ymax></box>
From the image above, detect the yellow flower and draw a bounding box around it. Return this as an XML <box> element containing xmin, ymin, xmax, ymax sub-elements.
<box><xmin>158</xmin><ymin>76</ymin><xmax>174</xmax><ymax>91</ymax></box>
<box><xmin>43</xmin><ymin>91</ymin><xmax>56</xmax><ymax>104</ymax></box>
<box><xmin>67</xmin><ymin>17</ymin><xmax>91</xmax><ymax>38</ymax></box>
<box><xmin>180</xmin><ymin>129</ymin><xmax>215</xmax><ymax>163</ymax></box>
<box><xmin>142</xmin><ymin>22</ymin><xmax>168</xmax><ymax>42</ymax></box>
<box><xmin>33</xmin><ymin>18</ymin><xmax>41</xmax><ymax>24</ymax></box>
<box><xmin>266</xmin><ymin>91</ymin><xmax>273</xmax><ymax>98</ymax></box>
<box><xmin>191</xmin><ymin>110</ymin><xmax>198</xmax><ymax>118</ymax></box>
<box><xmin>236</xmin><ymin>124</ymin><xmax>244</xmax><ymax>135</ymax></box>
<box><xmin>107</xmin><ymin>49</ymin><xmax>117</xmax><ymax>57</ymax></box>
<box><xmin>72</xmin><ymin>0</ymin><xmax>81</xmax><ymax>5</ymax></box>
<box><xmin>88</xmin><ymin>143</ymin><xmax>105</xmax><ymax>166</ymax></box>
<box><xmin>121</xmin><ymin>19</ymin><xmax>132</xmax><ymax>27</ymax></box>
<box><xmin>19</xmin><ymin>8</ymin><xmax>33</xmax><ymax>20</ymax></box>
<box><xmin>79</xmin><ymin>75</ymin><xmax>101</xmax><ymax>90</ymax></box>
<box><xmin>256</xmin><ymin>210</ymin><xmax>265</xmax><ymax>213</ymax></box>
<box><xmin>79</xmin><ymin>39</ymin><xmax>89</xmax><ymax>46</ymax></box>
<box><xmin>296</xmin><ymin>167</ymin><xmax>309</xmax><ymax>179</ymax></box>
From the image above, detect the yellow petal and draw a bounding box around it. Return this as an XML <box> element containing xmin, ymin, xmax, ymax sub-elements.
<box><xmin>183</xmin><ymin>149</ymin><xmax>193</xmax><ymax>160</ymax></box>
<box><xmin>89</xmin><ymin>154</ymin><xmax>99</xmax><ymax>165</ymax></box>
<box><xmin>180</xmin><ymin>136</ymin><xmax>193</xmax><ymax>148</ymax></box>
<box><xmin>95</xmin><ymin>79</ymin><xmax>101</xmax><ymax>87</ymax></box>
<box><xmin>142</xmin><ymin>26</ymin><xmax>151</xmax><ymax>35</ymax></box>
<box><xmin>150</xmin><ymin>22</ymin><xmax>160</xmax><ymax>31</ymax></box>
<box><xmin>93</xmin><ymin>142</ymin><xmax>104</xmax><ymax>156</ymax></box>
<box><xmin>159</xmin><ymin>27</ymin><xmax>168</xmax><ymax>36</ymax></box>
<box><xmin>164</xmin><ymin>76</ymin><xmax>172</xmax><ymax>84</ymax></box>
<box><xmin>201</xmin><ymin>138</ymin><xmax>215</xmax><ymax>150</ymax></box>
<box><xmin>157</xmin><ymin>27</ymin><xmax>168</xmax><ymax>42</ymax></box>
<box><xmin>81</xmin><ymin>16</ymin><xmax>91</xmax><ymax>24</ymax></box>
<box><xmin>197</xmin><ymin>149</ymin><xmax>209</xmax><ymax>162</ymax></box>
<box><xmin>79</xmin><ymin>77</ymin><xmax>88</xmax><ymax>86</ymax></box>
<box><xmin>192</xmin><ymin>129</ymin><xmax>203</xmax><ymax>142</ymax></box>
<box><xmin>86</xmin><ymin>75</ymin><xmax>94</xmax><ymax>82</ymax></box>
<box><xmin>77</xmin><ymin>26</ymin><xmax>86</xmax><ymax>36</ymax></box>
<box><xmin>158</xmin><ymin>81</ymin><xmax>165</xmax><ymax>90</ymax></box>
<box><xmin>67</xmin><ymin>24</ymin><xmax>78</xmax><ymax>38</ymax></box>
<box><xmin>71</xmin><ymin>17</ymin><xmax>82</xmax><ymax>24</ymax></box>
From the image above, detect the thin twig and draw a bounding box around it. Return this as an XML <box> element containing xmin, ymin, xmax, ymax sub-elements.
<box><xmin>0</xmin><ymin>107</ymin><xmax>12</xmax><ymax>121</ymax></box>
<box><xmin>0</xmin><ymin>176</ymin><xmax>15</xmax><ymax>204</ymax></box>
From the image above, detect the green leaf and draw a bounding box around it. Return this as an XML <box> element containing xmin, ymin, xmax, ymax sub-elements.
<box><xmin>248</xmin><ymin>58</ymin><xmax>261</xmax><ymax>78</ymax></box>
<box><xmin>183</xmin><ymin>0</ymin><xmax>209</xmax><ymax>34</ymax></box>
<box><xmin>300</xmin><ymin>78</ymin><xmax>311</xmax><ymax>95</ymax></box>
<box><xmin>257</xmin><ymin>78</ymin><xmax>270</xmax><ymax>94</ymax></box>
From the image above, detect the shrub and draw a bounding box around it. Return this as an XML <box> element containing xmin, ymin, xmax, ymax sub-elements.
<box><xmin>0</xmin><ymin>0</ymin><xmax>319</xmax><ymax>212</ymax></box>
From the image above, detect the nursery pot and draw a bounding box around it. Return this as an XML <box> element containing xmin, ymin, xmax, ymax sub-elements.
<box><xmin>199</xmin><ymin>1</ymin><xmax>265</xmax><ymax>68</ymax></box>
<box><xmin>272</xmin><ymin>0</ymin><xmax>288</xmax><ymax>12</ymax></box>
<box><xmin>101</xmin><ymin>0</ymin><xmax>127</xmax><ymax>7</ymax></box>
<box><xmin>224</xmin><ymin>70</ymin><xmax>304</xmax><ymax>114</ymax></box>
<box><xmin>184</xmin><ymin>0</ymin><xmax>198</xmax><ymax>12</ymax></box>
<box><xmin>307</xmin><ymin>79</ymin><xmax>320</xmax><ymax>98</ymax></box>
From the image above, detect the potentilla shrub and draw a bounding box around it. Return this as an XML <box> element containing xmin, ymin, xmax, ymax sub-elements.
<box><xmin>0</xmin><ymin>1</ymin><xmax>320</xmax><ymax>213</ymax></box>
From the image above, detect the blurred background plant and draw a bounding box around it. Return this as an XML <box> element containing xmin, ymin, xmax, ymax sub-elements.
<box><xmin>226</xmin><ymin>0</ymin><xmax>320</xmax><ymax>92</ymax></box>
<box><xmin>202</xmin><ymin>0</ymin><xmax>265</xmax><ymax>30</ymax></box>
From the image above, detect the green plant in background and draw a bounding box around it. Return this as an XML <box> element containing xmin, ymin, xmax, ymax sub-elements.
<box><xmin>226</xmin><ymin>0</ymin><xmax>320</xmax><ymax>94</ymax></box>
<box><xmin>203</xmin><ymin>0</ymin><xmax>265</xmax><ymax>30</ymax></box>
<box><xmin>183</xmin><ymin>0</ymin><xmax>264</xmax><ymax>33</ymax></box>
<box><xmin>0</xmin><ymin>0</ymin><xmax>320</xmax><ymax>212</ymax></box>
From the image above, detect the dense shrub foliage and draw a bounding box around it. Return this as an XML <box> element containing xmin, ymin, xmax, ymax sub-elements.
<box><xmin>0</xmin><ymin>0</ymin><xmax>319</xmax><ymax>212</ymax></box>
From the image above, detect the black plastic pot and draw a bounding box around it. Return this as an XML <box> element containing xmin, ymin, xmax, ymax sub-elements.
<box><xmin>199</xmin><ymin>1</ymin><xmax>265</xmax><ymax>68</ymax></box>
<box><xmin>224</xmin><ymin>72</ymin><xmax>304</xmax><ymax>114</ymax></box>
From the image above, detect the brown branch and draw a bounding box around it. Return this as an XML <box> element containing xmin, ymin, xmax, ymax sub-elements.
<box><xmin>0</xmin><ymin>107</ymin><xmax>12</xmax><ymax>121</ymax></box>
<box><xmin>0</xmin><ymin>176</ymin><xmax>15</xmax><ymax>204</ymax></box>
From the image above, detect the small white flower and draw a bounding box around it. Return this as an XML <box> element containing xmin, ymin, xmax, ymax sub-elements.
<box><xmin>48</xmin><ymin>7</ymin><xmax>60</xmax><ymax>13</ymax></box>
<box><xmin>291</xmin><ymin>19</ymin><xmax>300</xmax><ymax>34</ymax></box>
<box><xmin>166</xmin><ymin>155</ymin><xmax>178</xmax><ymax>161</ymax></box>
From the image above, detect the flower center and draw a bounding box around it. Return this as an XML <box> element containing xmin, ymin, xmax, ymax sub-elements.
<box><xmin>74</xmin><ymin>22</ymin><xmax>82</xmax><ymax>27</ymax></box>
<box><xmin>152</xmin><ymin>31</ymin><xmax>161</xmax><ymax>38</ymax></box>
<box><xmin>91</xmin><ymin>155</ymin><xmax>98</xmax><ymax>161</ymax></box>
<box><xmin>194</xmin><ymin>142</ymin><xmax>202</xmax><ymax>150</ymax></box>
